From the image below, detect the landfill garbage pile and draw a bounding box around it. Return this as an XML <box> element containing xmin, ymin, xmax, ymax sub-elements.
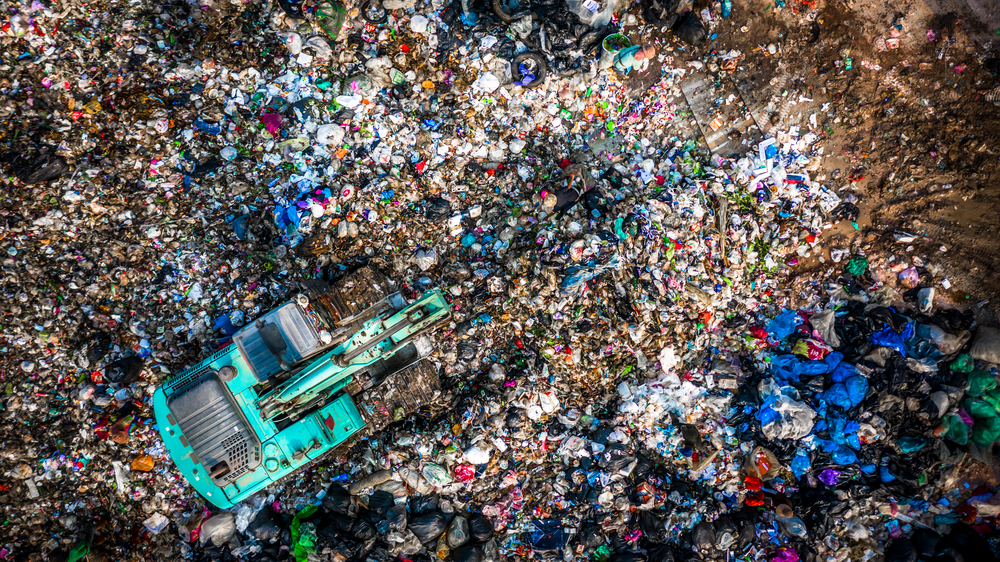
<box><xmin>3</xmin><ymin>0</ymin><xmax>1000</xmax><ymax>560</ymax></box>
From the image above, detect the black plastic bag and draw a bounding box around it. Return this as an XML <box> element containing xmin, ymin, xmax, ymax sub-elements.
<box><xmin>409</xmin><ymin>511</ymin><xmax>447</xmax><ymax>543</ymax></box>
<box><xmin>911</xmin><ymin>529</ymin><xmax>940</xmax><ymax>559</ymax></box>
<box><xmin>641</xmin><ymin>0</ymin><xmax>682</xmax><ymax>26</ymax></box>
<box><xmin>528</xmin><ymin>520</ymin><xmax>565</xmax><ymax>553</ymax></box>
<box><xmin>946</xmin><ymin>523</ymin><xmax>995</xmax><ymax>561</ymax></box>
<box><xmin>368</xmin><ymin>490</ymin><xmax>395</xmax><ymax>516</ymax></box>
<box><xmin>713</xmin><ymin>516</ymin><xmax>738</xmax><ymax>550</ymax></box>
<box><xmin>314</xmin><ymin>533</ymin><xmax>361</xmax><ymax>561</ymax></box>
<box><xmin>930</xmin><ymin>308</ymin><xmax>975</xmax><ymax>333</ymax></box>
<box><xmin>584</xmin><ymin>189</ymin><xmax>610</xmax><ymax>217</ymax></box>
<box><xmin>191</xmin><ymin>156</ymin><xmax>220</xmax><ymax>177</ymax></box>
<box><xmin>275</xmin><ymin>0</ymin><xmax>304</xmax><ymax>18</ymax></box>
<box><xmin>84</xmin><ymin>331</ymin><xmax>111</xmax><ymax>365</ymax></box>
<box><xmin>247</xmin><ymin>508</ymin><xmax>283</xmax><ymax>542</ymax></box>
<box><xmin>869</xmin><ymin>307</ymin><xmax>909</xmax><ymax>333</ymax></box>
<box><xmin>453</xmin><ymin>544</ymin><xmax>484</xmax><ymax>562</ymax></box>
<box><xmin>599</xmin><ymin>445</ymin><xmax>635</xmax><ymax>474</ymax></box>
<box><xmin>409</xmin><ymin>493</ymin><xmax>440</xmax><ymax>515</ymax></box>
<box><xmin>734</xmin><ymin>512</ymin><xmax>756</xmax><ymax>549</ymax></box>
<box><xmin>424</xmin><ymin>197</ymin><xmax>452</xmax><ymax>221</ymax></box>
<box><xmin>552</xmin><ymin>183</ymin><xmax>583</xmax><ymax>215</ymax></box>
<box><xmin>832</xmin><ymin>202</ymin><xmax>861</xmax><ymax>222</ymax></box>
<box><xmin>104</xmin><ymin>356</ymin><xmax>144</xmax><ymax>385</ymax></box>
<box><xmin>675</xmin><ymin>12</ymin><xmax>707</xmax><ymax>46</ymax></box>
<box><xmin>578</xmin><ymin>522</ymin><xmax>604</xmax><ymax>549</ymax></box>
<box><xmin>331</xmin><ymin>513</ymin><xmax>356</xmax><ymax>533</ymax></box>
<box><xmin>483</xmin><ymin>538</ymin><xmax>500</xmax><ymax>562</ymax></box>
<box><xmin>511</xmin><ymin>51</ymin><xmax>547</xmax><ymax>88</ymax></box>
<box><xmin>469</xmin><ymin>514</ymin><xmax>495</xmax><ymax>543</ymax></box>
<box><xmin>885</xmin><ymin>539</ymin><xmax>916</xmax><ymax>562</ymax></box>
<box><xmin>673</xmin><ymin>415</ymin><xmax>705</xmax><ymax>450</ymax></box>
<box><xmin>691</xmin><ymin>521</ymin><xmax>716</xmax><ymax>552</ymax></box>
<box><xmin>352</xmin><ymin>519</ymin><xmax>377</xmax><ymax>542</ymax></box>
<box><xmin>323</xmin><ymin>484</ymin><xmax>352</xmax><ymax>514</ymax></box>
<box><xmin>833</xmin><ymin>310</ymin><xmax>874</xmax><ymax>362</ymax></box>
<box><xmin>638</xmin><ymin>512</ymin><xmax>667</xmax><ymax>544</ymax></box>
<box><xmin>16</xmin><ymin>152</ymin><xmax>70</xmax><ymax>184</ymax></box>
<box><xmin>647</xmin><ymin>543</ymin><xmax>675</xmax><ymax>562</ymax></box>
<box><xmin>384</xmin><ymin>505</ymin><xmax>408</xmax><ymax>534</ymax></box>
<box><xmin>611</xmin><ymin>554</ymin><xmax>646</xmax><ymax>562</ymax></box>
<box><xmin>252</xmin><ymin>545</ymin><xmax>284</xmax><ymax>562</ymax></box>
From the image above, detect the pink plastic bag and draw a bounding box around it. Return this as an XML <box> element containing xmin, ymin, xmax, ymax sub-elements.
<box><xmin>261</xmin><ymin>113</ymin><xmax>282</xmax><ymax>136</ymax></box>
<box><xmin>899</xmin><ymin>266</ymin><xmax>919</xmax><ymax>288</ymax></box>
<box><xmin>453</xmin><ymin>464</ymin><xmax>476</xmax><ymax>482</ymax></box>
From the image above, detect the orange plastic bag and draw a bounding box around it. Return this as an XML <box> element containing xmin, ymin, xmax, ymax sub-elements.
<box><xmin>132</xmin><ymin>455</ymin><xmax>155</xmax><ymax>472</ymax></box>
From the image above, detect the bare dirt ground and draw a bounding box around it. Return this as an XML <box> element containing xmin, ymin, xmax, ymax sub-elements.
<box><xmin>682</xmin><ymin>0</ymin><xmax>1000</xmax><ymax>323</ymax></box>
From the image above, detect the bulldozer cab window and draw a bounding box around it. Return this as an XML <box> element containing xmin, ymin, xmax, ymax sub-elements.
<box><xmin>234</xmin><ymin>302</ymin><xmax>324</xmax><ymax>382</ymax></box>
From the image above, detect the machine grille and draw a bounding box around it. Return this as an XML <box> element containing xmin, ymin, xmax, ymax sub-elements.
<box><xmin>166</xmin><ymin>371</ymin><xmax>262</xmax><ymax>486</ymax></box>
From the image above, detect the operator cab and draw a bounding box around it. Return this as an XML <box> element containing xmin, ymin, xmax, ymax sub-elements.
<box><xmin>233</xmin><ymin>302</ymin><xmax>325</xmax><ymax>382</ymax></box>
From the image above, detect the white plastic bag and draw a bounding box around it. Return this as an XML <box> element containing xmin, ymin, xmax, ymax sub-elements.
<box><xmin>315</xmin><ymin>124</ymin><xmax>344</xmax><ymax>147</ymax></box>
<box><xmin>234</xmin><ymin>503</ymin><xmax>254</xmax><ymax>533</ymax></box>
<box><xmin>416</xmin><ymin>249</ymin><xmax>438</xmax><ymax>271</ymax></box>
<box><xmin>761</xmin><ymin>395</ymin><xmax>816</xmax><ymax>441</ymax></box>
<box><xmin>144</xmin><ymin>513</ymin><xmax>170</xmax><ymax>534</ymax></box>
<box><xmin>421</xmin><ymin>463</ymin><xmax>453</xmax><ymax>487</ymax></box>
<box><xmin>970</xmin><ymin>327</ymin><xmax>1000</xmax><ymax>364</ymax></box>
<box><xmin>200</xmin><ymin>512</ymin><xmax>236</xmax><ymax>546</ymax></box>
<box><xmin>566</xmin><ymin>0</ymin><xmax>619</xmax><ymax>27</ymax></box>
<box><xmin>464</xmin><ymin>445</ymin><xmax>491</xmax><ymax>465</ymax></box>
<box><xmin>808</xmin><ymin>309</ymin><xmax>840</xmax><ymax>348</ymax></box>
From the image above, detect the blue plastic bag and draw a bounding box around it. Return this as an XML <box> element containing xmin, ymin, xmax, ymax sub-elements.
<box><xmin>845</xmin><ymin>375</ymin><xmax>868</xmax><ymax>405</ymax></box>
<box><xmin>896</xmin><ymin>436</ymin><xmax>927</xmax><ymax>453</ymax></box>
<box><xmin>828</xmin><ymin>362</ymin><xmax>857</xmax><ymax>383</ymax></box>
<box><xmin>818</xmin><ymin>440</ymin><xmax>857</xmax><ymax>465</ymax></box>
<box><xmin>193</xmin><ymin>118</ymin><xmax>222</xmax><ymax>135</ymax></box>
<box><xmin>560</xmin><ymin>257</ymin><xmax>620</xmax><ymax>296</ymax></box>
<box><xmin>755</xmin><ymin>405</ymin><xmax>782</xmax><ymax>427</ymax></box>
<box><xmin>823</xmin><ymin>374</ymin><xmax>868</xmax><ymax>409</ymax></box>
<box><xmin>830</xmin><ymin>447</ymin><xmax>857</xmax><ymax>465</ymax></box>
<box><xmin>828</xmin><ymin>418</ymin><xmax>861</xmax><ymax>449</ymax></box>
<box><xmin>880</xmin><ymin>465</ymin><xmax>896</xmax><ymax>483</ymax></box>
<box><xmin>274</xmin><ymin>206</ymin><xmax>290</xmax><ymax>228</ymax></box>
<box><xmin>232</xmin><ymin>214</ymin><xmax>249</xmax><ymax>240</ymax></box>
<box><xmin>822</xmin><ymin>384</ymin><xmax>852</xmax><ymax>409</ymax></box>
<box><xmin>790</xmin><ymin>450</ymin><xmax>811</xmax><ymax>478</ymax></box>
<box><xmin>767</xmin><ymin>310</ymin><xmax>803</xmax><ymax>341</ymax></box>
<box><xmin>871</xmin><ymin>322</ymin><xmax>915</xmax><ymax>356</ymax></box>
<box><xmin>771</xmin><ymin>354</ymin><xmax>833</xmax><ymax>382</ymax></box>
<box><xmin>213</xmin><ymin>314</ymin><xmax>241</xmax><ymax>336</ymax></box>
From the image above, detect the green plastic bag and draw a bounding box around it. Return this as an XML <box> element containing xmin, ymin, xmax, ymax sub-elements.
<box><xmin>67</xmin><ymin>541</ymin><xmax>90</xmax><ymax>562</ymax></box>
<box><xmin>291</xmin><ymin>505</ymin><xmax>319</xmax><ymax>562</ymax></box>
<box><xmin>316</xmin><ymin>0</ymin><xmax>346</xmax><ymax>40</ymax></box>
<box><xmin>964</xmin><ymin>398</ymin><xmax>997</xmax><ymax>419</ymax></box>
<box><xmin>844</xmin><ymin>256</ymin><xmax>868</xmax><ymax>276</ymax></box>
<box><xmin>984</xmin><ymin>389</ymin><xmax>1000</xmax><ymax>411</ymax></box>
<box><xmin>973</xmin><ymin>416</ymin><xmax>1000</xmax><ymax>447</ymax></box>
<box><xmin>968</xmin><ymin>370</ymin><xmax>998</xmax><ymax>397</ymax></box>
<box><xmin>896</xmin><ymin>436</ymin><xmax>927</xmax><ymax>453</ymax></box>
<box><xmin>951</xmin><ymin>354</ymin><xmax>975</xmax><ymax>374</ymax></box>
<box><xmin>939</xmin><ymin>414</ymin><xmax>970</xmax><ymax>446</ymax></box>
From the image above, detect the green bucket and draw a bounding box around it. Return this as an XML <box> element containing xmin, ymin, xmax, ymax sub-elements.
<box><xmin>600</xmin><ymin>34</ymin><xmax>631</xmax><ymax>69</ymax></box>
<box><xmin>602</xmin><ymin>33</ymin><xmax>631</xmax><ymax>53</ymax></box>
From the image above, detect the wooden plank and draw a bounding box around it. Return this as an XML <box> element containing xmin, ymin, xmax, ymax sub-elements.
<box><xmin>680</xmin><ymin>71</ymin><xmax>761</xmax><ymax>156</ymax></box>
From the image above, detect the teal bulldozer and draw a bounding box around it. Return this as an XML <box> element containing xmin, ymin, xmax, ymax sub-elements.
<box><xmin>152</xmin><ymin>267</ymin><xmax>450</xmax><ymax>508</ymax></box>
